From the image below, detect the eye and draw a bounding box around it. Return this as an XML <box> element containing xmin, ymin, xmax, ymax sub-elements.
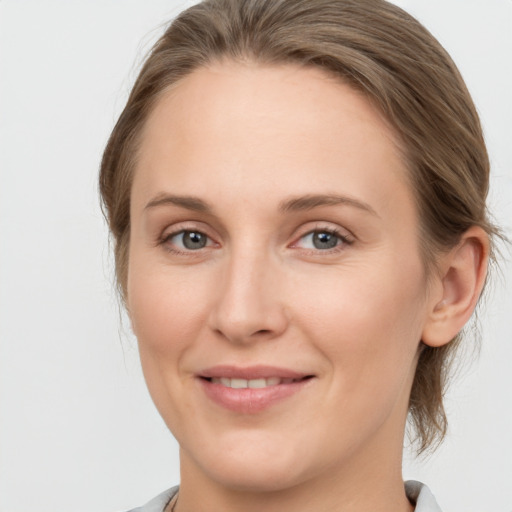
<box><xmin>164</xmin><ymin>230</ymin><xmax>213</xmax><ymax>251</ymax></box>
<box><xmin>294</xmin><ymin>228</ymin><xmax>352</xmax><ymax>251</ymax></box>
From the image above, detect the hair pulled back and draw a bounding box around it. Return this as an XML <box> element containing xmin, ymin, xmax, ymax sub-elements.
<box><xmin>99</xmin><ymin>0</ymin><xmax>498</xmax><ymax>453</ymax></box>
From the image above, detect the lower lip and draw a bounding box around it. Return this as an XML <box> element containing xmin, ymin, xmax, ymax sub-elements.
<box><xmin>198</xmin><ymin>378</ymin><xmax>312</xmax><ymax>414</ymax></box>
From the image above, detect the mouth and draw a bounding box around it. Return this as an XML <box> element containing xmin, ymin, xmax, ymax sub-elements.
<box><xmin>202</xmin><ymin>376</ymin><xmax>312</xmax><ymax>388</ymax></box>
<box><xmin>197</xmin><ymin>366</ymin><xmax>315</xmax><ymax>413</ymax></box>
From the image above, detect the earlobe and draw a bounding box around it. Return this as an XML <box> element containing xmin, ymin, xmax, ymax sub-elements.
<box><xmin>422</xmin><ymin>226</ymin><xmax>489</xmax><ymax>348</ymax></box>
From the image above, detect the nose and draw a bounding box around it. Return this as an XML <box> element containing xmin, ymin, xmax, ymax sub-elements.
<box><xmin>208</xmin><ymin>250</ymin><xmax>289</xmax><ymax>344</ymax></box>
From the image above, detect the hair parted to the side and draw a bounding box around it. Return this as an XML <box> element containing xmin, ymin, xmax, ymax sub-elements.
<box><xmin>99</xmin><ymin>0</ymin><xmax>499</xmax><ymax>454</ymax></box>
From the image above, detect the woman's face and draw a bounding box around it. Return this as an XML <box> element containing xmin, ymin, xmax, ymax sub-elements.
<box><xmin>128</xmin><ymin>62</ymin><xmax>435</xmax><ymax>491</ymax></box>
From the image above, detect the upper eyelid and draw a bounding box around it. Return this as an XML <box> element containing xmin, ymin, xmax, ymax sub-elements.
<box><xmin>156</xmin><ymin>223</ymin><xmax>219</xmax><ymax>252</ymax></box>
<box><xmin>160</xmin><ymin>221</ymin><xmax>216</xmax><ymax>239</ymax></box>
<box><xmin>291</xmin><ymin>223</ymin><xmax>355</xmax><ymax>241</ymax></box>
<box><xmin>162</xmin><ymin>228</ymin><xmax>217</xmax><ymax>246</ymax></box>
<box><xmin>291</xmin><ymin>229</ymin><xmax>352</xmax><ymax>248</ymax></box>
<box><xmin>157</xmin><ymin>221</ymin><xmax>355</xmax><ymax>247</ymax></box>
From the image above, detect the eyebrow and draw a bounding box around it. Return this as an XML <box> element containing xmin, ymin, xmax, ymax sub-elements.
<box><xmin>144</xmin><ymin>193</ymin><xmax>378</xmax><ymax>217</ymax></box>
<box><xmin>144</xmin><ymin>194</ymin><xmax>213</xmax><ymax>213</ymax></box>
<box><xmin>279</xmin><ymin>194</ymin><xmax>379</xmax><ymax>217</ymax></box>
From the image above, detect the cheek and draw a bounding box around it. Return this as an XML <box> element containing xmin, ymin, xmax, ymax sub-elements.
<box><xmin>127</xmin><ymin>259</ymin><xmax>210</xmax><ymax>357</ymax></box>
<box><xmin>293</xmin><ymin>256</ymin><xmax>426</xmax><ymax>387</ymax></box>
<box><xmin>126</xmin><ymin>260</ymin><xmax>216</xmax><ymax>424</ymax></box>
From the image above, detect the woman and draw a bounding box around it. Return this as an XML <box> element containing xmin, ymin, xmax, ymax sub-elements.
<box><xmin>99</xmin><ymin>1</ymin><xmax>499</xmax><ymax>510</ymax></box>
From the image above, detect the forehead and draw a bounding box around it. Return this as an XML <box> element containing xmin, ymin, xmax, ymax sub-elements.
<box><xmin>133</xmin><ymin>61</ymin><xmax>412</xmax><ymax>223</ymax></box>
<box><xmin>139</xmin><ymin>61</ymin><xmax>400</xmax><ymax>158</ymax></box>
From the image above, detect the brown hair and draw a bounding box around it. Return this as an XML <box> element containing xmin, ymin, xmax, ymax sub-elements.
<box><xmin>99</xmin><ymin>0</ymin><xmax>498</xmax><ymax>453</ymax></box>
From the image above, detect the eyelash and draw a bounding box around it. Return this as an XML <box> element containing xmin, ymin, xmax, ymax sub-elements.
<box><xmin>292</xmin><ymin>227</ymin><xmax>353</xmax><ymax>253</ymax></box>
<box><xmin>158</xmin><ymin>226</ymin><xmax>354</xmax><ymax>256</ymax></box>
<box><xmin>159</xmin><ymin>228</ymin><xmax>217</xmax><ymax>256</ymax></box>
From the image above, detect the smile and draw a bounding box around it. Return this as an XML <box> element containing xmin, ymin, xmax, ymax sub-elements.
<box><xmin>208</xmin><ymin>377</ymin><xmax>303</xmax><ymax>388</ymax></box>
<box><xmin>198</xmin><ymin>366</ymin><xmax>314</xmax><ymax>413</ymax></box>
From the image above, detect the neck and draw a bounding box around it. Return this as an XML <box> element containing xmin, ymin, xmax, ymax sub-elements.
<box><xmin>175</xmin><ymin>431</ymin><xmax>414</xmax><ymax>512</ymax></box>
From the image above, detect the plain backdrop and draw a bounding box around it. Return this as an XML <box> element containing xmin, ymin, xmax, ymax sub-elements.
<box><xmin>0</xmin><ymin>1</ymin><xmax>511</xmax><ymax>511</ymax></box>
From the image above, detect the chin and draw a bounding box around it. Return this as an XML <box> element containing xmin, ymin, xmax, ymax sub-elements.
<box><xmin>181</xmin><ymin>428</ymin><xmax>328</xmax><ymax>494</ymax></box>
<box><xmin>204</xmin><ymin>456</ymin><xmax>310</xmax><ymax>493</ymax></box>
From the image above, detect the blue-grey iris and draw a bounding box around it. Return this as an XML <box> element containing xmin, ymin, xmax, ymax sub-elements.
<box><xmin>183</xmin><ymin>231</ymin><xmax>207</xmax><ymax>249</ymax></box>
<box><xmin>313</xmin><ymin>232</ymin><xmax>338</xmax><ymax>249</ymax></box>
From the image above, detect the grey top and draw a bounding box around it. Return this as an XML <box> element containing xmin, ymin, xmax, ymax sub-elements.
<box><xmin>127</xmin><ymin>480</ymin><xmax>442</xmax><ymax>512</ymax></box>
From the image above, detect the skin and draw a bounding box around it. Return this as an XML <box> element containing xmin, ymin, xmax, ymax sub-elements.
<box><xmin>127</xmin><ymin>62</ymin><xmax>488</xmax><ymax>512</ymax></box>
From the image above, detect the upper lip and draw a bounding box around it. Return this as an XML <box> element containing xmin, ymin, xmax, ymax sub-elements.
<box><xmin>198</xmin><ymin>365</ymin><xmax>312</xmax><ymax>380</ymax></box>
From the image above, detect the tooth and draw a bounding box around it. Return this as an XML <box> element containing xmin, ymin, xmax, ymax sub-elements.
<box><xmin>230</xmin><ymin>378</ymin><xmax>248</xmax><ymax>389</ymax></box>
<box><xmin>213</xmin><ymin>377</ymin><xmax>289</xmax><ymax>388</ymax></box>
<box><xmin>248</xmin><ymin>378</ymin><xmax>267</xmax><ymax>388</ymax></box>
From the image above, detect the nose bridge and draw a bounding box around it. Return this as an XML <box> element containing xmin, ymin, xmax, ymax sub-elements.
<box><xmin>209</xmin><ymin>242</ymin><xmax>287</xmax><ymax>343</ymax></box>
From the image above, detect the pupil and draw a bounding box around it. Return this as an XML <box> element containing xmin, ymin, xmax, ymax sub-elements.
<box><xmin>313</xmin><ymin>232</ymin><xmax>338</xmax><ymax>249</ymax></box>
<box><xmin>183</xmin><ymin>231</ymin><xmax>206</xmax><ymax>249</ymax></box>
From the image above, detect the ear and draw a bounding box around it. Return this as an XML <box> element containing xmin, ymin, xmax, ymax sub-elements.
<box><xmin>421</xmin><ymin>226</ymin><xmax>489</xmax><ymax>348</ymax></box>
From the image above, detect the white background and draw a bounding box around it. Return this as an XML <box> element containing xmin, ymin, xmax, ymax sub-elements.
<box><xmin>0</xmin><ymin>1</ymin><xmax>510</xmax><ymax>511</ymax></box>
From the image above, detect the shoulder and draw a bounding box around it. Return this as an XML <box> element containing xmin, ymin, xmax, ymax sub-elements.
<box><xmin>405</xmin><ymin>480</ymin><xmax>443</xmax><ymax>512</ymax></box>
<box><xmin>125</xmin><ymin>486</ymin><xmax>178</xmax><ymax>512</ymax></box>
<box><xmin>125</xmin><ymin>482</ymin><xmax>439</xmax><ymax>512</ymax></box>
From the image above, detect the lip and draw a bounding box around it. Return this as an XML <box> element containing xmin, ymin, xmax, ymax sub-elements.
<box><xmin>197</xmin><ymin>365</ymin><xmax>315</xmax><ymax>414</ymax></box>
<box><xmin>199</xmin><ymin>365</ymin><xmax>310</xmax><ymax>380</ymax></box>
